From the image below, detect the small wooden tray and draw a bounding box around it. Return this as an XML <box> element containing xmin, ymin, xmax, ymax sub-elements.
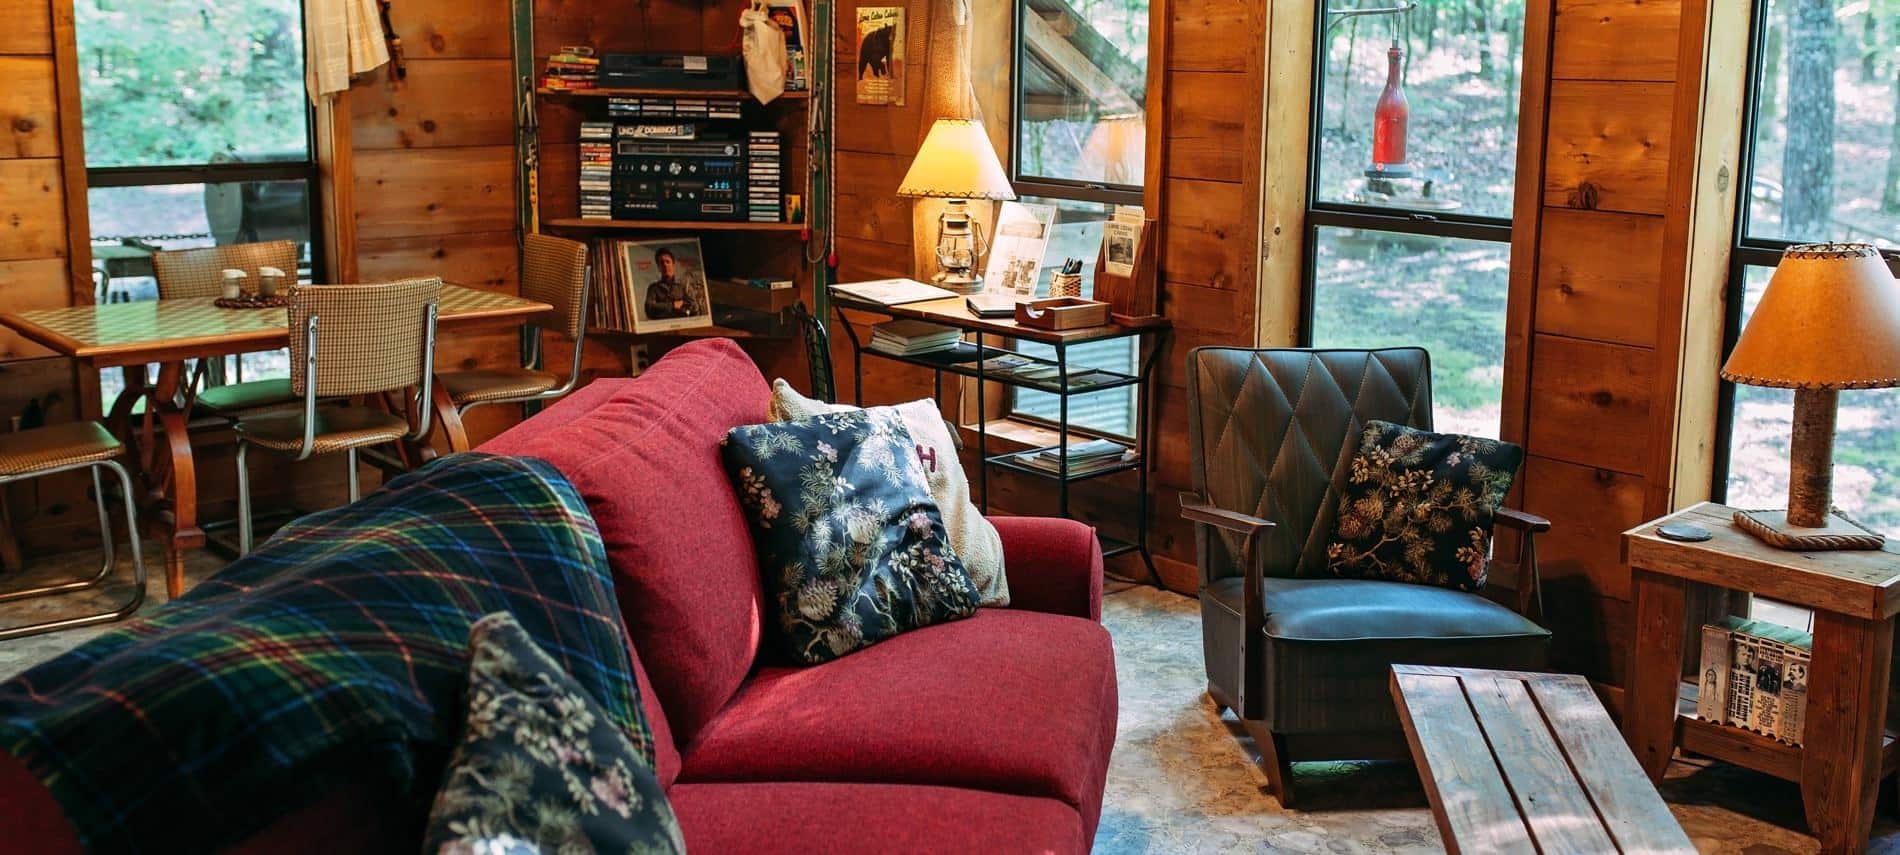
<box><xmin>1014</xmin><ymin>297</ymin><xmax>1110</xmax><ymax>330</ymax></box>
<box><xmin>214</xmin><ymin>294</ymin><xmax>289</xmax><ymax>310</ymax></box>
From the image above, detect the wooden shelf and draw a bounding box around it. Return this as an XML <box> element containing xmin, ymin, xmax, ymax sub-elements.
<box><xmin>1674</xmin><ymin>681</ymin><xmax>1900</xmax><ymax>781</ymax></box>
<box><xmin>545</xmin><ymin>218</ymin><xmax>803</xmax><ymax>232</ymax></box>
<box><xmin>537</xmin><ymin>86</ymin><xmax>810</xmax><ymax>101</ymax></box>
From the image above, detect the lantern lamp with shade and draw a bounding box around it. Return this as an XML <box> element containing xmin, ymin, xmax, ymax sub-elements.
<box><xmin>1721</xmin><ymin>242</ymin><xmax>1900</xmax><ymax>550</ymax></box>
<box><xmin>897</xmin><ymin>118</ymin><xmax>1016</xmax><ymax>295</ymax></box>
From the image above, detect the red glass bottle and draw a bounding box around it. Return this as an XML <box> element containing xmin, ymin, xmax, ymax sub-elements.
<box><xmin>1371</xmin><ymin>41</ymin><xmax>1409</xmax><ymax>172</ymax></box>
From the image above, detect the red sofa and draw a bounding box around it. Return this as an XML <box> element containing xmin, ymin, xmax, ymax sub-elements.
<box><xmin>0</xmin><ymin>338</ymin><xmax>1117</xmax><ymax>854</ymax></box>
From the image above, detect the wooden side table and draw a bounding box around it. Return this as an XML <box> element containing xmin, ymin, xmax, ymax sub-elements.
<box><xmin>1623</xmin><ymin>502</ymin><xmax>1900</xmax><ymax>853</ymax></box>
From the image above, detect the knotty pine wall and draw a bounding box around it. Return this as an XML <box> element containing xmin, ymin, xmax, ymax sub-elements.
<box><xmin>1503</xmin><ymin>0</ymin><xmax>1743</xmax><ymax>686</ymax></box>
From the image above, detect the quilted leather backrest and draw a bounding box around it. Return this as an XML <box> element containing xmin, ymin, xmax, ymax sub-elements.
<box><xmin>1186</xmin><ymin>347</ymin><xmax>1433</xmax><ymax>583</ymax></box>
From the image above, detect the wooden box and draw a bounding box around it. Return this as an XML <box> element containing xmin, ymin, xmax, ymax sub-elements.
<box><xmin>1014</xmin><ymin>297</ymin><xmax>1110</xmax><ymax>330</ymax></box>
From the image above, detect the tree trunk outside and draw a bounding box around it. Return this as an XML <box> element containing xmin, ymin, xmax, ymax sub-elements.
<box><xmin>1781</xmin><ymin>0</ymin><xmax>1836</xmax><ymax>238</ymax></box>
<box><xmin>1883</xmin><ymin>65</ymin><xmax>1900</xmax><ymax>213</ymax></box>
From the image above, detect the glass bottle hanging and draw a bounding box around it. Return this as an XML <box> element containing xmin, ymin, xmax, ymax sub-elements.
<box><xmin>1370</xmin><ymin>40</ymin><xmax>1410</xmax><ymax>177</ymax></box>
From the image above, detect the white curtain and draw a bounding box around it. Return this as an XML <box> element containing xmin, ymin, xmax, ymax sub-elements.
<box><xmin>304</xmin><ymin>0</ymin><xmax>390</xmax><ymax>100</ymax></box>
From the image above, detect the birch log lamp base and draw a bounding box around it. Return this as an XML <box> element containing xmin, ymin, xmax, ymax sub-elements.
<box><xmin>1721</xmin><ymin>243</ymin><xmax>1900</xmax><ymax>551</ymax></box>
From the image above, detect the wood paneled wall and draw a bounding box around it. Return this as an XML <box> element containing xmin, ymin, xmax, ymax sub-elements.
<box><xmin>0</xmin><ymin>0</ymin><xmax>97</xmax><ymax>552</ymax></box>
<box><xmin>1504</xmin><ymin>0</ymin><xmax>1744</xmax><ymax>686</ymax></box>
<box><xmin>347</xmin><ymin>0</ymin><xmax>523</xmax><ymax>447</ymax></box>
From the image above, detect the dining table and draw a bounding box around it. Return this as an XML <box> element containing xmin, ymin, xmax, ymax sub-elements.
<box><xmin>0</xmin><ymin>284</ymin><xmax>553</xmax><ymax>597</ymax></box>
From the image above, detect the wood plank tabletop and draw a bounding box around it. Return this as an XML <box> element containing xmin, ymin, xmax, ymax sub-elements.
<box><xmin>0</xmin><ymin>285</ymin><xmax>551</xmax><ymax>368</ymax></box>
<box><xmin>1390</xmin><ymin>664</ymin><xmax>1696</xmax><ymax>855</ymax></box>
<box><xmin>1624</xmin><ymin>502</ymin><xmax>1900</xmax><ymax>620</ymax></box>
<box><xmin>830</xmin><ymin>293</ymin><xmax>1168</xmax><ymax>345</ymax></box>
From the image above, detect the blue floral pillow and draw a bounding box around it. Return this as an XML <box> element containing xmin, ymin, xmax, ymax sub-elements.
<box><xmin>423</xmin><ymin>613</ymin><xmax>685</xmax><ymax>855</ymax></box>
<box><xmin>723</xmin><ymin>408</ymin><xmax>980</xmax><ymax>664</ymax></box>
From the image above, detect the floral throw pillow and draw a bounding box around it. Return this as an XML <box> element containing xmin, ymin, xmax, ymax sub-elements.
<box><xmin>1326</xmin><ymin>420</ymin><xmax>1525</xmax><ymax>592</ymax></box>
<box><xmin>423</xmin><ymin>613</ymin><xmax>685</xmax><ymax>855</ymax></box>
<box><xmin>723</xmin><ymin>408</ymin><xmax>981</xmax><ymax>664</ymax></box>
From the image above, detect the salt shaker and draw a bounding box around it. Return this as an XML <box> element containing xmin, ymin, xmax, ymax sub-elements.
<box><xmin>257</xmin><ymin>266</ymin><xmax>286</xmax><ymax>298</ymax></box>
<box><xmin>220</xmin><ymin>269</ymin><xmax>247</xmax><ymax>300</ymax></box>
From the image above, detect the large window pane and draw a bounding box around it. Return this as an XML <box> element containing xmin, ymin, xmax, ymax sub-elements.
<box><xmin>76</xmin><ymin>0</ymin><xmax>309</xmax><ymax>168</ymax></box>
<box><xmin>1742</xmin><ymin>0</ymin><xmax>1900</xmax><ymax>248</ymax></box>
<box><xmin>1725</xmin><ymin>265</ymin><xmax>1900</xmax><ymax>535</ymax></box>
<box><xmin>1313</xmin><ymin>1</ymin><xmax>1526</xmax><ymax>219</ymax></box>
<box><xmin>1309</xmin><ymin>226</ymin><xmax>1509</xmax><ymax>437</ymax></box>
<box><xmin>1015</xmin><ymin>0</ymin><xmax>1148</xmax><ymax>186</ymax></box>
<box><xmin>1011</xmin><ymin>198</ymin><xmax>1138</xmax><ymax>438</ymax></box>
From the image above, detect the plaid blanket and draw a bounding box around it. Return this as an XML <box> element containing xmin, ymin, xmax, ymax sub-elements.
<box><xmin>0</xmin><ymin>453</ymin><xmax>643</xmax><ymax>854</ymax></box>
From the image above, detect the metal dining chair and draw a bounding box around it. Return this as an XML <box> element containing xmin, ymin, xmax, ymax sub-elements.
<box><xmin>0</xmin><ymin>421</ymin><xmax>146</xmax><ymax>639</ymax></box>
<box><xmin>431</xmin><ymin>234</ymin><xmax>590</xmax><ymax>452</ymax></box>
<box><xmin>152</xmin><ymin>241</ymin><xmax>302</xmax><ymax>417</ymax></box>
<box><xmin>232</xmin><ymin>278</ymin><xmax>441</xmax><ymax>554</ymax></box>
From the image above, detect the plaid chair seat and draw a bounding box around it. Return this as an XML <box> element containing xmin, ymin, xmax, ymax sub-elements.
<box><xmin>438</xmin><ymin>367</ymin><xmax>561</xmax><ymax>405</ymax></box>
<box><xmin>234</xmin><ymin>408</ymin><xmax>411</xmax><ymax>455</ymax></box>
<box><xmin>0</xmin><ymin>422</ymin><xmax>122</xmax><ymax>477</ymax></box>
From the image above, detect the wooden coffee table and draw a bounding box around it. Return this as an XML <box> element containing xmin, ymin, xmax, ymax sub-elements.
<box><xmin>1390</xmin><ymin>664</ymin><xmax>1695</xmax><ymax>854</ymax></box>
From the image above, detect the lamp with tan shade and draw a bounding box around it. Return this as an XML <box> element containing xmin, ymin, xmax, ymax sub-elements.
<box><xmin>898</xmin><ymin>118</ymin><xmax>1016</xmax><ymax>294</ymax></box>
<box><xmin>1722</xmin><ymin>242</ymin><xmax>1900</xmax><ymax>550</ymax></box>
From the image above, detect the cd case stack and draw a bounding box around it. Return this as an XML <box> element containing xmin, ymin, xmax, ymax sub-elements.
<box><xmin>606</xmin><ymin>96</ymin><xmax>743</xmax><ymax>120</ymax></box>
<box><xmin>748</xmin><ymin>131</ymin><xmax>782</xmax><ymax>222</ymax></box>
<box><xmin>578</xmin><ymin>122</ymin><xmax>614</xmax><ymax>220</ymax></box>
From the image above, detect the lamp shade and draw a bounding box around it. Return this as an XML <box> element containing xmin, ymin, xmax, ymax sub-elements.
<box><xmin>897</xmin><ymin>119</ymin><xmax>1016</xmax><ymax>200</ymax></box>
<box><xmin>1723</xmin><ymin>243</ymin><xmax>1900</xmax><ymax>389</ymax></box>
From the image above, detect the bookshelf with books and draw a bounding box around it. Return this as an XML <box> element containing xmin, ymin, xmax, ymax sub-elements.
<box><xmin>510</xmin><ymin>0</ymin><xmax>833</xmax><ymax>348</ymax></box>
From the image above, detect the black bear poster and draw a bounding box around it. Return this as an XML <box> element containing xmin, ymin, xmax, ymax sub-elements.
<box><xmin>854</xmin><ymin>6</ymin><xmax>904</xmax><ymax>106</ymax></box>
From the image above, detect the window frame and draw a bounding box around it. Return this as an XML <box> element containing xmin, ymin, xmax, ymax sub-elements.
<box><xmin>1297</xmin><ymin>0</ymin><xmax>1519</xmax><ymax>349</ymax></box>
<box><xmin>78</xmin><ymin>0</ymin><xmax>326</xmax><ymax>284</ymax></box>
<box><xmin>1709</xmin><ymin>0</ymin><xmax>1900</xmax><ymax>503</ymax></box>
<box><xmin>1002</xmin><ymin>0</ymin><xmax>1149</xmax><ymax>440</ymax></box>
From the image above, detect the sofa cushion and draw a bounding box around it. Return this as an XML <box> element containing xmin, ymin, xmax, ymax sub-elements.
<box><xmin>677</xmin><ymin>608</ymin><xmax>1117</xmax><ymax>831</ymax></box>
<box><xmin>481</xmin><ymin>338</ymin><xmax>770</xmax><ymax>749</ymax></box>
<box><xmin>770</xmin><ymin>379</ymin><xmax>1009</xmax><ymax>607</ymax></box>
<box><xmin>723</xmin><ymin>408</ymin><xmax>980</xmax><ymax>664</ymax></box>
<box><xmin>667</xmin><ymin>782</ymin><xmax>1088</xmax><ymax>855</ymax></box>
<box><xmin>1326</xmin><ymin>419</ymin><xmax>1523</xmax><ymax>591</ymax></box>
<box><xmin>423</xmin><ymin>613</ymin><xmax>684</xmax><ymax>855</ymax></box>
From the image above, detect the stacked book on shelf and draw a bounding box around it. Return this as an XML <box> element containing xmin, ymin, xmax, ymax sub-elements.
<box><xmin>748</xmin><ymin>131</ymin><xmax>783</xmax><ymax>222</ymax></box>
<box><xmin>1009</xmin><ymin>439</ymin><xmax>1133</xmax><ymax>477</ymax></box>
<box><xmin>541</xmin><ymin>47</ymin><xmax>599</xmax><ymax>90</ymax></box>
<box><xmin>607</xmin><ymin>96</ymin><xmax>744</xmax><ymax>119</ymax></box>
<box><xmin>1696</xmin><ymin>615</ymin><xmax>1812</xmax><ymax>745</ymax></box>
<box><xmin>868</xmin><ymin>319</ymin><xmax>962</xmax><ymax>356</ymax></box>
<box><xmin>578</xmin><ymin>122</ymin><xmax>614</xmax><ymax>220</ymax></box>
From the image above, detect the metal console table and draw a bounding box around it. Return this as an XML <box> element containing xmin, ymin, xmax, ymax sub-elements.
<box><xmin>831</xmin><ymin>293</ymin><xmax>1168</xmax><ymax>576</ymax></box>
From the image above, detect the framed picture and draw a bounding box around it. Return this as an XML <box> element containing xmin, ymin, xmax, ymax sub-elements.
<box><xmin>854</xmin><ymin>6</ymin><xmax>905</xmax><ymax>105</ymax></box>
<box><xmin>618</xmin><ymin>238</ymin><xmax>713</xmax><ymax>334</ymax></box>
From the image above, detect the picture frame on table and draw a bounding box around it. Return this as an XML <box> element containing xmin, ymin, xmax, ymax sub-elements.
<box><xmin>619</xmin><ymin>238</ymin><xmax>713</xmax><ymax>334</ymax></box>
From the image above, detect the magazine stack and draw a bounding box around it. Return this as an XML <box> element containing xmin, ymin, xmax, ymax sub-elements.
<box><xmin>868</xmin><ymin>320</ymin><xmax>961</xmax><ymax>356</ymax></box>
<box><xmin>578</xmin><ymin>122</ymin><xmax>613</xmax><ymax>220</ymax></box>
<box><xmin>748</xmin><ymin>131</ymin><xmax>782</xmax><ymax>223</ymax></box>
<box><xmin>1010</xmin><ymin>439</ymin><xmax>1132</xmax><ymax>477</ymax></box>
<box><xmin>1696</xmin><ymin>615</ymin><xmax>1812</xmax><ymax>745</ymax></box>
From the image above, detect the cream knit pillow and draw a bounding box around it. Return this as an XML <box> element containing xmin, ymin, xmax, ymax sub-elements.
<box><xmin>770</xmin><ymin>378</ymin><xmax>1008</xmax><ymax>606</ymax></box>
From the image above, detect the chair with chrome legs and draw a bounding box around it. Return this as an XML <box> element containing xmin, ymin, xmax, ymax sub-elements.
<box><xmin>431</xmin><ymin>234</ymin><xmax>590</xmax><ymax>452</ymax></box>
<box><xmin>0</xmin><ymin>422</ymin><xmax>146</xmax><ymax>639</ymax></box>
<box><xmin>232</xmin><ymin>278</ymin><xmax>441</xmax><ymax>554</ymax></box>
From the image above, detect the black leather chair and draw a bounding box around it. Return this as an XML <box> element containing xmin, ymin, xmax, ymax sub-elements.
<box><xmin>1180</xmin><ymin>347</ymin><xmax>1551</xmax><ymax>806</ymax></box>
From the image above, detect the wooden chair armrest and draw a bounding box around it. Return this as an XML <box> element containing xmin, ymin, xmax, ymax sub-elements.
<box><xmin>1495</xmin><ymin>507</ymin><xmax>1552</xmax><ymax>533</ymax></box>
<box><xmin>1180</xmin><ymin>494</ymin><xmax>1276</xmax><ymax>537</ymax></box>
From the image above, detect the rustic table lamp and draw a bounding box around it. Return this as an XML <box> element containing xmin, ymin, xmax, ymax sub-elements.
<box><xmin>898</xmin><ymin>118</ymin><xmax>1015</xmax><ymax>294</ymax></box>
<box><xmin>1721</xmin><ymin>242</ymin><xmax>1900</xmax><ymax>550</ymax></box>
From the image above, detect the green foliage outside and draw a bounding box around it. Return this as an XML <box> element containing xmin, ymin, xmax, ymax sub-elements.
<box><xmin>76</xmin><ymin>0</ymin><xmax>308</xmax><ymax>168</ymax></box>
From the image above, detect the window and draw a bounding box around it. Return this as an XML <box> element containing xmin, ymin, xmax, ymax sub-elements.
<box><xmin>1303</xmin><ymin>0</ymin><xmax>1527</xmax><ymax>437</ymax></box>
<box><xmin>1717</xmin><ymin>0</ymin><xmax>1900</xmax><ymax>535</ymax></box>
<box><xmin>1007</xmin><ymin>0</ymin><xmax>1149</xmax><ymax>438</ymax></box>
<box><xmin>78</xmin><ymin>0</ymin><xmax>321</xmax><ymax>406</ymax></box>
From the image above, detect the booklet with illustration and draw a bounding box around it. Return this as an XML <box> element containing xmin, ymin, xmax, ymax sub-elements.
<box><xmin>982</xmin><ymin>201</ymin><xmax>1057</xmax><ymax>297</ymax></box>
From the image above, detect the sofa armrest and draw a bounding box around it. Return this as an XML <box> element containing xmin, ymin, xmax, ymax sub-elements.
<box><xmin>991</xmin><ymin>516</ymin><xmax>1104</xmax><ymax>622</ymax></box>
